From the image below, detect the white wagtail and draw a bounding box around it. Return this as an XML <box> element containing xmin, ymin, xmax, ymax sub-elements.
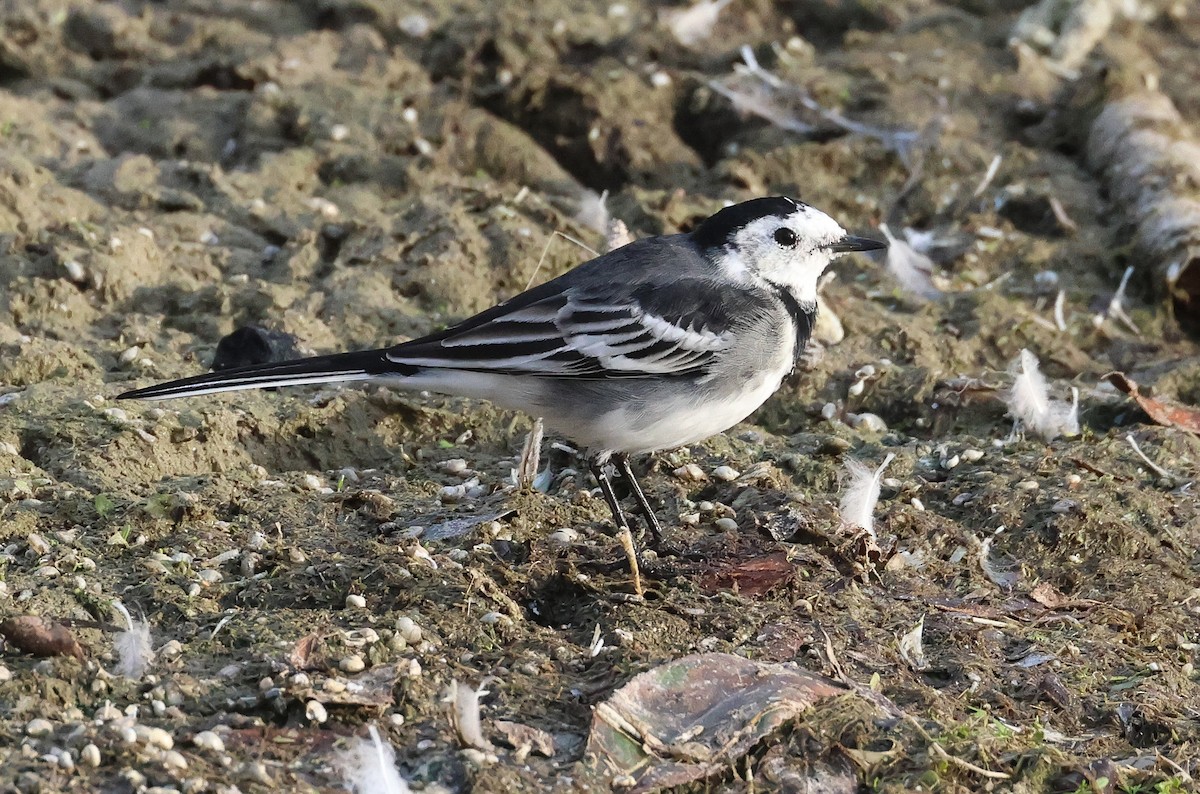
<box><xmin>119</xmin><ymin>196</ymin><xmax>884</xmax><ymax>543</ymax></box>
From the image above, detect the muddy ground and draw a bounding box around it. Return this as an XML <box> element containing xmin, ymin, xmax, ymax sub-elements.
<box><xmin>1</xmin><ymin>0</ymin><xmax>1199</xmax><ymax>792</ymax></box>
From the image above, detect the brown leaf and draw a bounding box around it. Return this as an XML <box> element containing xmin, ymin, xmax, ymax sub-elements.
<box><xmin>1103</xmin><ymin>372</ymin><xmax>1200</xmax><ymax>433</ymax></box>
<box><xmin>698</xmin><ymin>551</ymin><xmax>795</xmax><ymax>597</ymax></box>
<box><xmin>0</xmin><ymin>616</ymin><xmax>86</xmax><ymax>661</ymax></box>
<box><xmin>287</xmin><ymin>632</ymin><xmax>324</xmax><ymax>670</ymax></box>
<box><xmin>1028</xmin><ymin>582</ymin><xmax>1067</xmax><ymax>609</ymax></box>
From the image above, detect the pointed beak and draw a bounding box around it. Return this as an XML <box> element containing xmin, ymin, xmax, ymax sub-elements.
<box><xmin>826</xmin><ymin>234</ymin><xmax>887</xmax><ymax>253</ymax></box>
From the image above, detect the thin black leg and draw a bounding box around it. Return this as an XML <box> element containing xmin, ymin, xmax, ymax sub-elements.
<box><xmin>614</xmin><ymin>454</ymin><xmax>663</xmax><ymax>544</ymax></box>
<box><xmin>589</xmin><ymin>458</ymin><xmax>631</xmax><ymax>532</ymax></box>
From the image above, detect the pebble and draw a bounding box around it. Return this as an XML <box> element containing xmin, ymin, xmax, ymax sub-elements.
<box><xmin>192</xmin><ymin>731</ymin><xmax>224</xmax><ymax>753</ymax></box>
<box><xmin>81</xmin><ymin>744</ymin><xmax>101</xmax><ymax>767</ymax></box>
<box><xmin>846</xmin><ymin>412</ymin><xmax>887</xmax><ymax>433</ymax></box>
<box><xmin>396</xmin><ymin>617</ymin><xmax>422</xmax><ymax>644</ymax></box>
<box><xmin>26</xmin><ymin>718</ymin><xmax>53</xmax><ymax>737</ymax></box>
<box><xmin>439</xmin><ymin>458</ymin><xmax>469</xmax><ymax>475</ymax></box>
<box><xmin>0</xmin><ymin>665</ymin><xmax>11</xmax><ymax>683</ymax></box>
<box><xmin>197</xmin><ymin>569</ymin><xmax>222</xmax><ymax>584</ymax></box>
<box><xmin>848</xmin><ymin>379</ymin><xmax>866</xmax><ymax>397</ymax></box>
<box><xmin>305</xmin><ymin>700</ymin><xmax>328</xmax><ymax>724</ymax></box>
<box><xmin>339</xmin><ymin>655</ymin><xmax>365</xmax><ymax>673</ymax></box>
<box><xmin>911</xmin><ymin>497</ymin><xmax>925</xmax><ymax>511</ymax></box>
<box><xmin>820</xmin><ymin>402</ymin><xmax>838</xmax><ymax>420</ymax></box>
<box><xmin>322</xmin><ymin>678</ymin><xmax>347</xmax><ymax>694</ymax></box>
<box><xmin>302</xmin><ymin>474</ymin><xmax>323</xmax><ymax>490</ymax></box>
<box><xmin>714</xmin><ymin>517</ymin><xmax>738</xmax><ymax>532</ymax></box>
<box><xmin>329</xmin><ymin>123</ymin><xmax>349</xmax><ymax>141</ymax></box>
<box><xmin>136</xmin><ymin>725</ymin><xmax>174</xmax><ymax>750</ymax></box>
<box><xmin>962</xmin><ymin>448</ymin><xmax>984</xmax><ymax>462</ymax></box>
<box><xmin>942</xmin><ymin>454</ymin><xmax>961</xmax><ymax>470</ymax></box>
<box><xmin>1051</xmin><ymin>499</ymin><xmax>1079</xmax><ymax>513</ymax></box>
<box><xmin>119</xmin><ymin>346</ymin><xmax>141</xmax><ymax>364</ymax></box>
<box><xmin>711</xmin><ymin>465</ymin><xmax>740</xmax><ymax>482</ymax></box>
<box><xmin>673</xmin><ymin>463</ymin><xmax>706</xmax><ymax>482</ymax></box>
<box><xmin>345</xmin><ymin>593</ymin><xmax>366</xmax><ymax>609</ymax></box>
<box><xmin>162</xmin><ymin>750</ymin><xmax>188</xmax><ymax>771</ymax></box>
<box><xmin>27</xmin><ymin>532</ymin><xmax>51</xmax><ymax>555</ymax></box>
<box><xmin>1017</xmin><ymin>480</ymin><xmax>1040</xmax><ymax>491</ymax></box>
<box><xmin>548</xmin><ymin>528</ymin><xmax>579</xmax><ymax>545</ymax></box>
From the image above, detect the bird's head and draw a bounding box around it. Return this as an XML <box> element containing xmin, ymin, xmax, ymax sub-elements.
<box><xmin>692</xmin><ymin>196</ymin><xmax>885</xmax><ymax>304</ymax></box>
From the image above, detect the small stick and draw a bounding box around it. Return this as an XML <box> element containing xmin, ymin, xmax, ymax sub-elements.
<box><xmin>616</xmin><ymin>527</ymin><xmax>644</xmax><ymax>597</ymax></box>
<box><xmin>1125</xmin><ymin>433</ymin><xmax>1175</xmax><ymax>480</ymax></box>
<box><xmin>972</xmin><ymin>154</ymin><xmax>1002</xmax><ymax>198</ymax></box>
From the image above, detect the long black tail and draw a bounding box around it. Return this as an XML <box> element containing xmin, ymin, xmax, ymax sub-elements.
<box><xmin>116</xmin><ymin>348</ymin><xmax>406</xmax><ymax>401</ymax></box>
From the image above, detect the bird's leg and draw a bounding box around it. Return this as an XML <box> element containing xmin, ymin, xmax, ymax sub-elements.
<box><xmin>589</xmin><ymin>457</ymin><xmax>643</xmax><ymax>597</ymax></box>
<box><xmin>613</xmin><ymin>453</ymin><xmax>664</xmax><ymax>545</ymax></box>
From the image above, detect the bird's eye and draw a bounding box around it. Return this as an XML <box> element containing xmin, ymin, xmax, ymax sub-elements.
<box><xmin>774</xmin><ymin>227</ymin><xmax>798</xmax><ymax>248</ymax></box>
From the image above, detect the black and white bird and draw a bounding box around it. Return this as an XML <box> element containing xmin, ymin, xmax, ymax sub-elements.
<box><xmin>119</xmin><ymin>197</ymin><xmax>884</xmax><ymax>542</ymax></box>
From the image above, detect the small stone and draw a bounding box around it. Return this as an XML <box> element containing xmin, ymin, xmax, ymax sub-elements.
<box><xmin>0</xmin><ymin>665</ymin><xmax>11</xmax><ymax>683</ymax></box>
<box><xmin>26</xmin><ymin>718</ymin><xmax>53</xmax><ymax>737</ymax></box>
<box><xmin>714</xmin><ymin>517</ymin><xmax>738</xmax><ymax>532</ymax></box>
<box><xmin>339</xmin><ymin>655</ymin><xmax>365</xmax><ymax>673</ymax></box>
<box><xmin>847</xmin><ymin>412</ymin><xmax>888</xmax><ymax>433</ymax></box>
<box><xmin>162</xmin><ymin>750</ymin><xmax>188</xmax><ymax>771</ymax></box>
<box><xmin>396</xmin><ymin>617</ymin><xmax>422</xmax><ymax>644</ymax></box>
<box><xmin>1017</xmin><ymin>480</ymin><xmax>1040</xmax><ymax>491</ymax></box>
<box><xmin>548</xmin><ymin>528</ymin><xmax>578</xmax><ymax>545</ymax></box>
<box><xmin>345</xmin><ymin>593</ymin><xmax>366</xmax><ymax>609</ymax></box>
<box><xmin>329</xmin><ymin>123</ymin><xmax>349</xmax><ymax>142</ymax></box>
<box><xmin>192</xmin><ymin>731</ymin><xmax>224</xmax><ymax>753</ymax></box>
<box><xmin>322</xmin><ymin>678</ymin><xmax>347</xmax><ymax>694</ymax></box>
<box><xmin>673</xmin><ymin>463</ymin><xmax>706</xmax><ymax>482</ymax></box>
<box><xmin>81</xmin><ymin>744</ymin><xmax>101</xmax><ymax>767</ymax></box>
<box><xmin>197</xmin><ymin>569</ymin><xmax>222</xmax><ymax>584</ymax></box>
<box><xmin>302</xmin><ymin>474</ymin><xmax>323</xmax><ymax>491</ymax></box>
<box><xmin>119</xmin><ymin>346</ymin><xmax>141</xmax><ymax>364</ymax></box>
<box><xmin>942</xmin><ymin>454</ymin><xmax>961</xmax><ymax>469</ymax></box>
<box><xmin>711</xmin><ymin>465</ymin><xmax>739</xmax><ymax>482</ymax></box>
<box><xmin>961</xmin><ymin>448</ymin><xmax>984</xmax><ymax>462</ymax></box>
<box><xmin>305</xmin><ymin>700</ymin><xmax>328</xmax><ymax>724</ymax></box>
<box><xmin>137</xmin><ymin>726</ymin><xmax>174</xmax><ymax>750</ymax></box>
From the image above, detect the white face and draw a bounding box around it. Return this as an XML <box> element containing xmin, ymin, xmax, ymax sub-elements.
<box><xmin>723</xmin><ymin>205</ymin><xmax>848</xmax><ymax>305</ymax></box>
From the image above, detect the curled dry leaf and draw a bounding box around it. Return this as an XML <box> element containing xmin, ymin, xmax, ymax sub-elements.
<box><xmin>697</xmin><ymin>551</ymin><xmax>795</xmax><ymax>598</ymax></box>
<box><xmin>494</xmin><ymin>720</ymin><xmax>555</xmax><ymax>758</ymax></box>
<box><xmin>1103</xmin><ymin>372</ymin><xmax>1200</xmax><ymax>434</ymax></box>
<box><xmin>586</xmin><ymin>652</ymin><xmax>850</xmax><ymax>792</ymax></box>
<box><xmin>0</xmin><ymin>616</ymin><xmax>86</xmax><ymax>661</ymax></box>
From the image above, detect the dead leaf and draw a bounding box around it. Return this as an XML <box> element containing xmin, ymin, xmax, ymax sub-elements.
<box><xmin>1029</xmin><ymin>582</ymin><xmax>1067</xmax><ymax>609</ymax></box>
<box><xmin>1103</xmin><ymin>372</ymin><xmax>1200</xmax><ymax>434</ymax></box>
<box><xmin>697</xmin><ymin>551</ymin><xmax>795</xmax><ymax>597</ymax></box>
<box><xmin>585</xmin><ymin>652</ymin><xmax>847</xmax><ymax>792</ymax></box>
<box><xmin>494</xmin><ymin>720</ymin><xmax>555</xmax><ymax>758</ymax></box>
<box><xmin>0</xmin><ymin>616</ymin><xmax>86</xmax><ymax>661</ymax></box>
<box><xmin>287</xmin><ymin>632</ymin><xmax>325</xmax><ymax>670</ymax></box>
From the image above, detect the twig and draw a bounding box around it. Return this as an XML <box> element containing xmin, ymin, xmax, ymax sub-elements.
<box><xmin>971</xmin><ymin>154</ymin><xmax>1002</xmax><ymax>198</ymax></box>
<box><xmin>1125</xmin><ymin>433</ymin><xmax>1175</xmax><ymax>480</ymax></box>
<box><xmin>923</xmin><ymin>728</ymin><xmax>1012</xmax><ymax>780</ymax></box>
<box><xmin>1053</xmin><ymin>289</ymin><xmax>1067</xmax><ymax>331</ymax></box>
<box><xmin>616</xmin><ymin>528</ymin><xmax>644</xmax><ymax>597</ymax></box>
<box><xmin>525</xmin><ymin>231</ymin><xmax>599</xmax><ymax>290</ymax></box>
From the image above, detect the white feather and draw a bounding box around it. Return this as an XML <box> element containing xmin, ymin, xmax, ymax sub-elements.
<box><xmin>1005</xmin><ymin>349</ymin><xmax>1079</xmax><ymax>441</ymax></box>
<box><xmin>112</xmin><ymin>601</ymin><xmax>155</xmax><ymax>679</ymax></box>
<box><xmin>660</xmin><ymin>0</ymin><xmax>732</xmax><ymax>47</ymax></box>
<box><xmin>336</xmin><ymin>724</ymin><xmax>411</xmax><ymax>794</ymax></box>
<box><xmin>839</xmin><ymin>453</ymin><xmax>895</xmax><ymax>538</ymax></box>
<box><xmin>880</xmin><ymin>224</ymin><xmax>941</xmax><ymax>301</ymax></box>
